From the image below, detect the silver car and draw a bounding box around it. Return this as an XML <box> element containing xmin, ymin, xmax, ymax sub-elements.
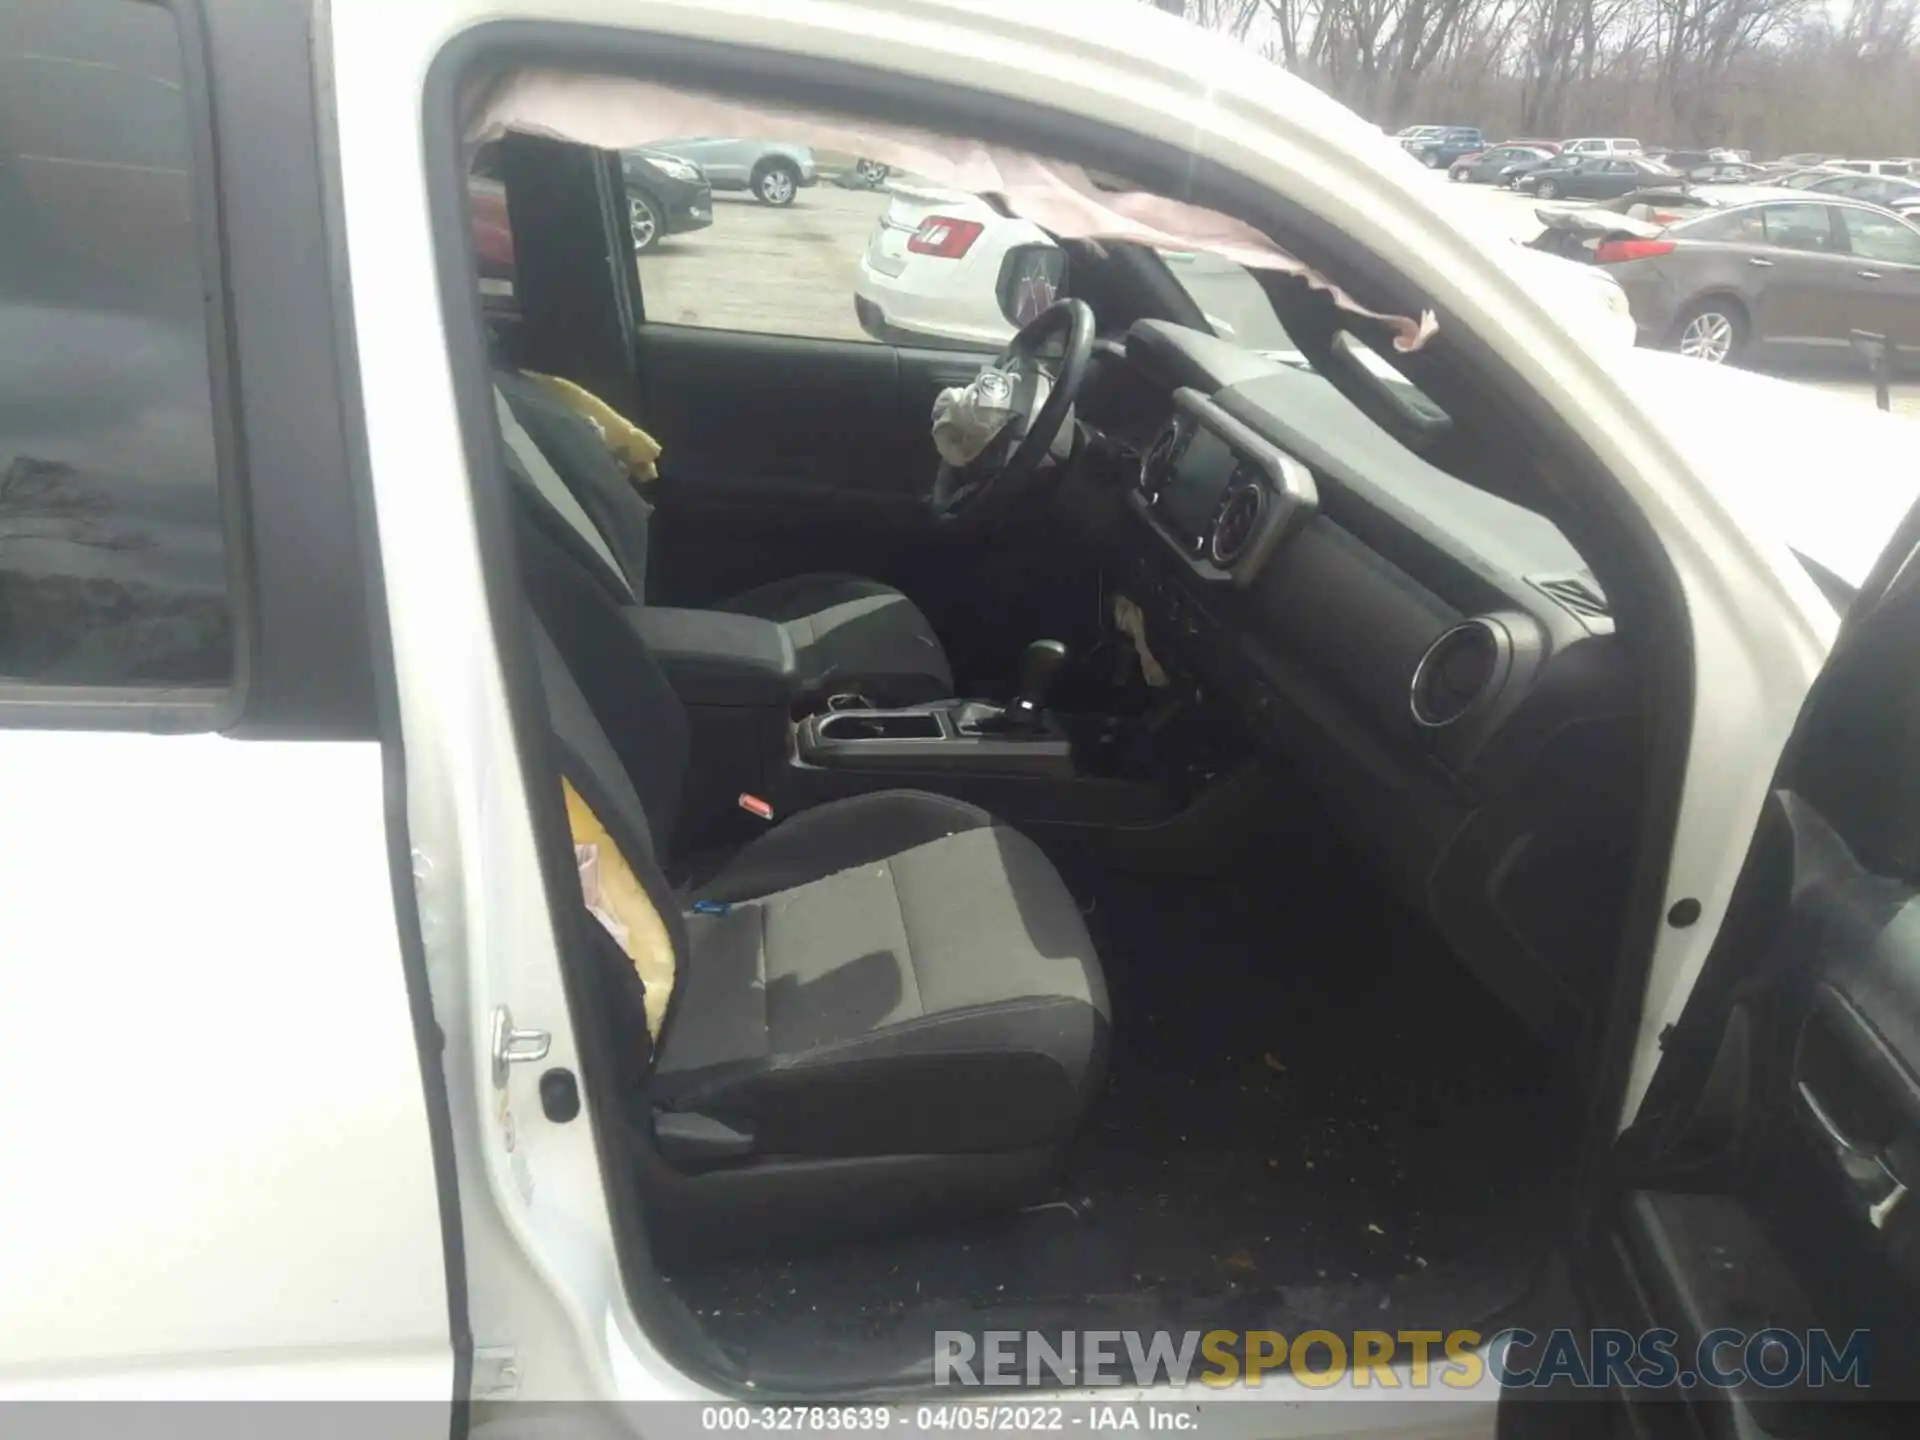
<box><xmin>642</xmin><ymin>136</ymin><xmax>818</xmax><ymax>206</ymax></box>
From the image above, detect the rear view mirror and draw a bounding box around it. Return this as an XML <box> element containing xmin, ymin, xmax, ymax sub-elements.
<box><xmin>998</xmin><ymin>245</ymin><xmax>1066</xmax><ymax>328</ymax></box>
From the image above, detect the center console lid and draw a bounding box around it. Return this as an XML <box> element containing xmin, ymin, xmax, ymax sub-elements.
<box><xmin>629</xmin><ymin>606</ymin><xmax>798</xmax><ymax>707</ymax></box>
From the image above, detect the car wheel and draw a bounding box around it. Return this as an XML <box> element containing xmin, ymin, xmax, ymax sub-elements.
<box><xmin>1535</xmin><ymin>179</ymin><xmax>1558</xmax><ymax>200</ymax></box>
<box><xmin>753</xmin><ymin>160</ymin><xmax>799</xmax><ymax>206</ymax></box>
<box><xmin>1424</xmin><ymin>151</ymin><xmax>1443</xmax><ymax>169</ymax></box>
<box><xmin>1449</xmin><ymin>167</ymin><xmax>1466</xmax><ymax>182</ymax></box>
<box><xmin>1670</xmin><ymin>299</ymin><xmax>1747</xmax><ymax>365</ymax></box>
<box><xmin>628</xmin><ymin>191</ymin><xmax>662</xmax><ymax>253</ymax></box>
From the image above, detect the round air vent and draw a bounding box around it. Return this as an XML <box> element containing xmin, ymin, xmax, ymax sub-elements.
<box><xmin>1138</xmin><ymin>415</ymin><xmax>1189</xmax><ymax>498</ymax></box>
<box><xmin>1410</xmin><ymin>619</ymin><xmax>1507</xmax><ymax>728</ymax></box>
<box><xmin>1209</xmin><ymin>482</ymin><xmax>1265</xmax><ymax>566</ymax></box>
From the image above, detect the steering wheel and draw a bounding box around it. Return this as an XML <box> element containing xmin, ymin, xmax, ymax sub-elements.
<box><xmin>929</xmin><ymin>298</ymin><xmax>1095</xmax><ymax>528</ymax></box>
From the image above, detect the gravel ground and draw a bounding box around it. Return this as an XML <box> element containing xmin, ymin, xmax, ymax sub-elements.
<box><xmin>631</xmin><ymin>177</ymin><xmax>1920</xmax><ymax>417</ymax></box>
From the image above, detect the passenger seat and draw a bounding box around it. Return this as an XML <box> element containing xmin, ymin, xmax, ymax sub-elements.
<box><xmin>526</xmin><ymin>610</ymin><xmax>1109</xmax><ymax>1247</ymax></box>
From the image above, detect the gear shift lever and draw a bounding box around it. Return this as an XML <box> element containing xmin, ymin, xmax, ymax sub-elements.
<box><xmin>1006</xmin><ymin>639</ymin><xmax>1069</xmax><ymax>729</ymax></box>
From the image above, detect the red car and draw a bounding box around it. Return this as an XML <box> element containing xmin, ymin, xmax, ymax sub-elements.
<box><xmin>469</xmin><ymin>177</ymin><xmax>515</xmax><ymax>284</ymax></box>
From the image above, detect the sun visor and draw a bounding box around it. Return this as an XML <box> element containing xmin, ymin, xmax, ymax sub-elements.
<box><xmin>468</xmin><ymin>69</ymin><xmax>1436</xmax><ymax>352</ymax></box>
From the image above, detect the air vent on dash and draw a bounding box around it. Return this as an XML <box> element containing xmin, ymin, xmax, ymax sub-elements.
<box><xmin>1209</xmin><ymin>481</ymin><xmax>1265</xmax><ymax>567</ymax></box>
<box><xmin>1530</xmin><ymin>573</ymin><xmax>1612</xmax><ymax>624</ymax></box>
<box><xmin>1138</xmin><ymin>416</ymin><xmax>1190</xmax><ymax>500</ymax></box>
<box><xmin>1410</xmin><ymin>619</ymin><xmax>1507</xmax><ymax>729</ymax></box>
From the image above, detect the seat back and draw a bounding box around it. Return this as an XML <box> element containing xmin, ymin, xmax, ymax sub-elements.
<box><xmin>497</xmin><ymin>375</ymin><xmax>691</xmax><ymax>856</ymax></box>
<box><xmin>495</xmin><ymin>370</ymin><xmax>655</xmax><ymax>597</ymax></box>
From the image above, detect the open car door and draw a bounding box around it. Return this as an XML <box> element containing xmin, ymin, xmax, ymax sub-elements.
<box><xmin>1502</xmin><ymin>507</ymin><xmax>1920</xmax><ymax>1433</ymax></box>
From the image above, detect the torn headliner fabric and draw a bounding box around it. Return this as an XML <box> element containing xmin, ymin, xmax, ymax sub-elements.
<box><xmin>467</xmin><ymin>69</ymin><xmax>1436</xmax><ymax>351</ymax></box>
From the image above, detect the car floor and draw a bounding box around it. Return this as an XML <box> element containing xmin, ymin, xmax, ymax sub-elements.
<box><xmin>661</xmin><ymin>785</ymin><xmax>1581</xmax><ymax>1389</ymax></box>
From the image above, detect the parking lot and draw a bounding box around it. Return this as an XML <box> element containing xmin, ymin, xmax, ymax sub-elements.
<box><xmin>634</xmin><ymin>177</ymin><xmax>1919</xmax><ymax>417</ymax></box>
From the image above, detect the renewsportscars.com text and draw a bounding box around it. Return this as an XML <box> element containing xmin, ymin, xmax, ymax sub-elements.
<box><xmin>934</xmin><ymin>1327</ymin><xmax>1871</xmax><ymax>1391</ymax></box>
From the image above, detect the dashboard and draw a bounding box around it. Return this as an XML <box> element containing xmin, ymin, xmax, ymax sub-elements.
<box><xmin>1080</xmin><ymin>320</ymin><xmax>1644</xmax><ymax>1060</ymax></box>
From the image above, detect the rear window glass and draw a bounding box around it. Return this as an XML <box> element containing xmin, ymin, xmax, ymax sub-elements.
<box><xmin>0</xmin><ymin>0</ymin><xmax>233</xmax><ymax>692</ymax></box>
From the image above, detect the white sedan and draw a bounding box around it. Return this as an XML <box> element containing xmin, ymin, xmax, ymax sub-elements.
<box><xmin>854</xmin><ymin>182</ymin><xmax>1061</xmax><ymax>348</ymax></box>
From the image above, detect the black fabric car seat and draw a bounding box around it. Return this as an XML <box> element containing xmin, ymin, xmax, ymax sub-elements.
<box><xmin>495</xmin><ymin>371</ymin><xmax>953</xmax><ymax>707</ymax></box>
<box><xmin>526</xmin><ymin>613</ymin><xmax>1108</xmax><ymax>1247</ymax></box>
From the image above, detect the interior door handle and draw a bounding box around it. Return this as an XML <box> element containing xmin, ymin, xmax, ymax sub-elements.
<box><xmin>1797</xmin><ymin>1080</ymin><xmax>1909</xmax><ymax>1229</ymax></box>
<box><xmin>1856</xmin><ymin>270</ymin><xmax>1883</xmax><ymax>281</ymax></box>
<box><xmin>1747</xmin><ymin>256</ymin><xmax>1774</xmax><ymax>268</ymax></box>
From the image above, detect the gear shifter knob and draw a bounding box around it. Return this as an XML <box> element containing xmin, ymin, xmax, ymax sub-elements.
<box><xmin>1010</xmin><ymin>639</ymin><xmax>1069</xmax><ymax>723</ymax></box>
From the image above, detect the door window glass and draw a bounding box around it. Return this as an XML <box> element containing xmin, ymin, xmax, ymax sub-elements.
<box><xmin>1685</xmin><ymin>209</ymin><xmax>1768</xmax><ymax>244</ymax></box>
<box><xmin>1843</xmin><ymin>209</ymin><xmax>1920</xmax><ymax>266</ymax></box>
<box><xmin>1761</xmin><ymin>204</ymin><xmax>1838</xmax><ymax>253</ymax></box>
<box><xmin>0</xmin><ymin>0</ymin><xmax>234</xmax><ymax>691</ymax></box>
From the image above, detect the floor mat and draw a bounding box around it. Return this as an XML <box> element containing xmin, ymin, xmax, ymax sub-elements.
<box><xmin>664</xmin><ymin>825</ymin><xmax>1578</xmax><ymax>1375</ymax></box>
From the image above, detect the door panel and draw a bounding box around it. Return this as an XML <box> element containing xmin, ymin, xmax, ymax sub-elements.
<box><xmin>1524</xmin><ymin>520</ymin><xmax>1920</xmax><ymax>1431</ymax></box>
<box><xmin>1749</xmin><ymin>251</ymin><xmax>1857</xmax><ymax>347</ymax></box>
<box><xmin>1745</xmin><ymin>204</ymin><xmax>1854</xmax><ymax>350</ymax></box>
<box><xmin>0</xmin><ymin>732</ymin><xmax>454</xmax><ymax>1396</ymax></box>
<box><xmin>1835</xmin><ymin>207</ymin><xmax>1920</xmax><ymax>350</ymax></box>
<box><xmin>633</xmin><ymin>323</ymin><xmax>990</xmax><ymax>607</ymax></box>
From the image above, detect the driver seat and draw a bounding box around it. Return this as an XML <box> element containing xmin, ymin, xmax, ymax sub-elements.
<box><xmin>496</xmin><ymin>371</ymin><xmax>954</xmax><ymax>706</ymax></box>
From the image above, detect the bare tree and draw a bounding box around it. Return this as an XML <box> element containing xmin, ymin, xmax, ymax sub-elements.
<box><xmin>1144</xmin><ymin>0</ymin><xmax>1919</xmax><ymax>154</ymax></box>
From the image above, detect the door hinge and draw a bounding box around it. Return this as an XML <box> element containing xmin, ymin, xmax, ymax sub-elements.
<box><xmin>473</xmin><ymin>1345</ymin><xmax>521</xmax><ymax>1399</ymax></box>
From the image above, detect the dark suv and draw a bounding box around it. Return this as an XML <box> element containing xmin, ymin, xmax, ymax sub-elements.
<box><xmin>1405</xmin><ymin>126</ymin><xmax>1486</xmax><ymax>169</ymax></box>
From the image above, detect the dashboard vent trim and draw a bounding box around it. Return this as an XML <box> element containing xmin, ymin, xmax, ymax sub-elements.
<box><xmin>1410</xmin><ymin>619</ymin><xmax>1507</xmax><ymax>730</ymax></box>
<box><xmin>1530</xmin><ymin>573</ymin><xmax>1610</xmax><ymax>621</ymax></box>
<box><xmin>1209</xmin><ymin>481</ymin><xmax>1265</xmax><ymax>567</ymax></box>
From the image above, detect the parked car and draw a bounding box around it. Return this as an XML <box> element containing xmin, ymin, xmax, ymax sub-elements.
<box><xmin>1561</xmin><ymin>136</ymin><xmax>1644</xmax><ymax>158</ymax></box>
<box><xmin>642</xmin><ymin>136</ymin><xmax>818</xmax><ymax>205</ymax></box>
<box><xmin>1515</xmin><ymin>154</ymin><xmax>1679</xmax><ymax>200</ymax></box>
<box><xmin>1393</xmin><ymin>123</ymin><xmax>1444</xmax><ymax>143</ymax></box>
<box><xmin>617</xmin><ymin>150</ymin><xmax>715</xmax><ymax>251</ymax></box>
<box><xmin>470</xmin><ymin>144</ymin><xmax>711</xmax><ymax>261</ymax></box>
<box><xmin>1449</xmin><ymin>143</ymin><xmax>1553</xmax><ymax>184</ymax></box>
<box><xmin>1404</xmin><ymin>125</ymin><xmax>1485</xmax><ymax>168</ymax></box>
<box><xmin>1798</xmin><ymin>171</ymin><xmax>1920</xmax><ymax>219</ymax></box>
<box><xmin>1833</xmin><ymin>159</ymin><xmax>1915</xmax><ymax>178</ymax></box>
<box><xmin>468</xmin><ymin>176</ymin><xmax>515</xmax><ymax>288</ymax></box>
<box><xmin>1682</xmin><ymin>161</ymin><xmax>1771</xmax><ymax>185</ymax></box>
<box><xmin>1768</xmin><ymin>165</ymin><xmax>1849</xmax><ymax>188</ymax></box>
<box><xmin>1526</xmin><ymin>185</ymin><xmax>1807</xmax><ymax>242</ymax></box>
<box><xmin>1534</xmin><ymin>195</ymin><xmax>1920</xmax><ymax>364</ymax></box>
<box><xmin>853</xmin><ymin>184</ymin><xmax>1065</xmax><ymax>348</ymax></box>
<box><xmin>1495</xmin><ymin>148</ymin><xmax>1566</xmax><ymax>187</ymax></box>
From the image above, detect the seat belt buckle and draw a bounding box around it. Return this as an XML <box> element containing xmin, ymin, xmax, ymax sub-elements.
<box><xmin>738</xmin><ymin>793</ymin><xmax>774</xmax><ymax>822</ymax></box>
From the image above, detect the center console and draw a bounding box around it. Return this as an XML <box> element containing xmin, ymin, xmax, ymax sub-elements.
<box><xmin>634</xmin><ymin>611</ymin><xmax>1176</xmax><ymax>843</ymax></box>
<box><xmin>796</xmin><ymin>699</ymin><xmax>1075</xmax><ymax>778</ymax></box>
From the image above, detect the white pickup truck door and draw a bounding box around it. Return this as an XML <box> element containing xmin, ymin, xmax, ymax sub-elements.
<box><xmin>0</xmin><ymin>732</ymin><xmax>453</xmax><ymax>1400</ymax></box>
<box><xmin>0</xmin><ymin>0</ymin><xmax>454</xmax><ymax>1403</ymax></box>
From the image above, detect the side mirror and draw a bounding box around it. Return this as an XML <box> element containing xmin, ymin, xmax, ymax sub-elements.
<box><xmin>998</xmin><ymin>245</ymin><xmax>1067</xmax><ymax>328</ymax></box>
